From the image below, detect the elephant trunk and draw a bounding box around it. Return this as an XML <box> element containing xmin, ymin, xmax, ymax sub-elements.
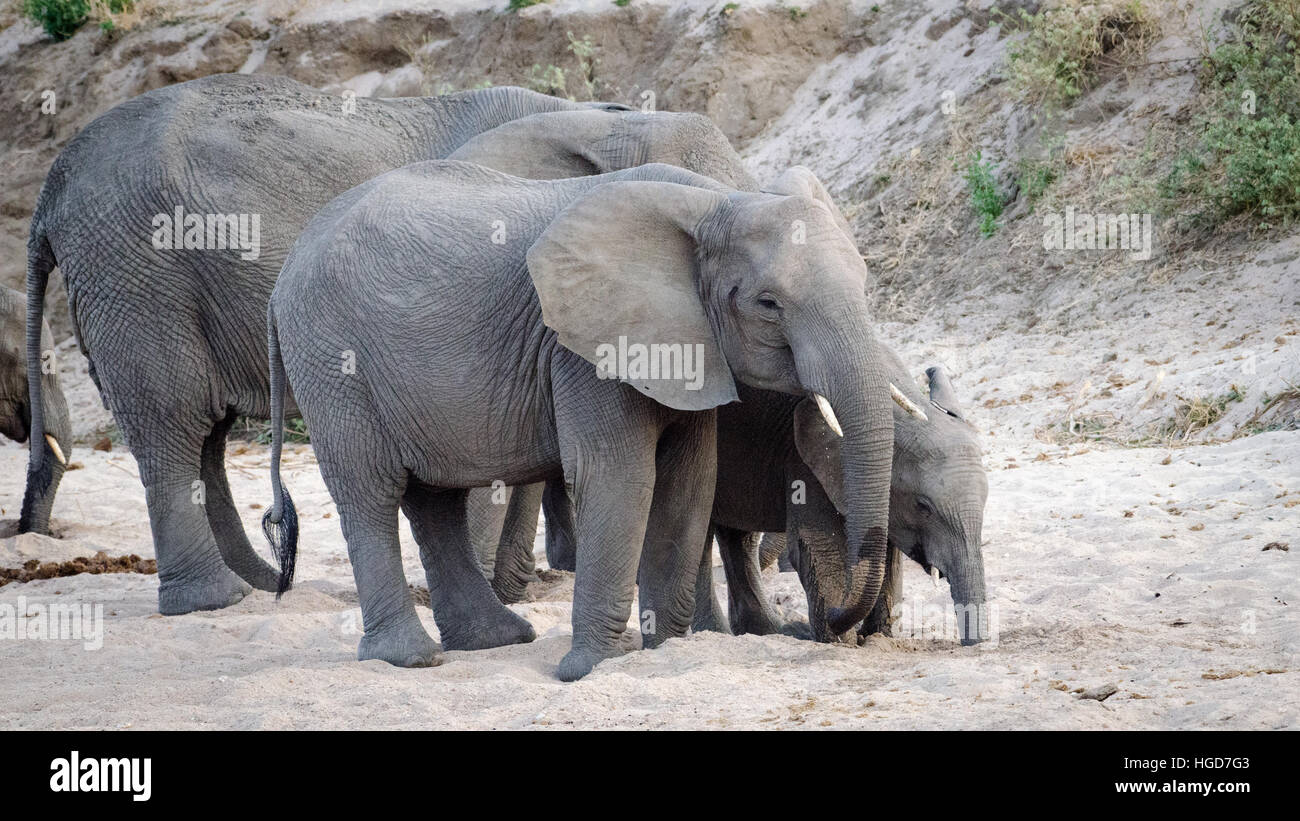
<box><xmin>946</xmin><ymin>510</ymin><xmax>989</xmax><ymax>646</ymax></box>
<box><xmin>19</xmin><ymin>370</ymin><xmax>70</xmax><ymax>535</ymax></box>
<box><xmin>796</xmin><ymin>325</ymin><xmax>894</xmax><ymax>636</ymax></box>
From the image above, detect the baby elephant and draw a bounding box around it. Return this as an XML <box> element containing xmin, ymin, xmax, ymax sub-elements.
<box><xmin>1</xmin><ymin>286</ymin><xmax>71</xmax><ymax>535</ymax></box>
<box><xmin>263</xmin><ymin>160</ymin><xmax>905</xmax><ymax>680</ymax></box>
<box><xmin>698</xmin><ymin>351</ymin><xmax>990</xmax><ymax>645</ymax></box>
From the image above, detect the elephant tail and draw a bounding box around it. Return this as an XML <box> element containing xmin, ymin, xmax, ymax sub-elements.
<box><xmin>261</xmin><ymin>307</ymin><xmax>299</xmax><ymax>598</ymax></box>
<box><xmin>20</xmin><ymin>228</ymin><xmax>62</xmax><ymax>527</ymax></box>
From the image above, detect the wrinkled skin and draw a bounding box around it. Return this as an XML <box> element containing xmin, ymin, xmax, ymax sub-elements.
<box><xmin>264</xmin><ymin>161</ymin><xmax>895</xmax><ymax>680</ymax></box>
<box><xmin>1</xmin><ymin>287</ymin><xmax>70</xmax><ymax>536</ymax></box>
<box><xmin>24</xmin><ymin>72</ymin><xmax>759</xmax><ymax>616</ymax></box>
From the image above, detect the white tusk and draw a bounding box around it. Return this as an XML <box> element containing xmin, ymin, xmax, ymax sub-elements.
<box><xmin>812</xmin><ymin>393</ymin><xmax>843</xmax><ymax>437</ymax></box>
<box><xmin>891</xmin><ymin>383</ymin><xmax>929</xmax><ymax>421</ymax></box>
<box><xmin>931</xmin><ymin>566</ymin><xmax>940</xmax><ymax>589</ymax></box>
<box><xmin>45</xmin><ymin>434</ymin><xmax>66</xmax><ymax>465</ymax></box>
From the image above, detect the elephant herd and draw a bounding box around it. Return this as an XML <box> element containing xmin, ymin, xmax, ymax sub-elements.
<box><xmin>4</xmin><ymin>74</ymin><xmax>989</xmax><ymax>681</ymax></box>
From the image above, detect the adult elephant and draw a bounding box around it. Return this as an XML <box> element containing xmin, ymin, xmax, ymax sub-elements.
<box><xmin>2</xmin><ymin>286</ymin><xmax>70</xmax><ymax>535</ymax></box>
<box><xmin>22</xmin><ymin>73</ymin><xmax>750</xmax><ymax>616</ymax></box>
<box><xmin>263</xmin><ymin>161</ymin><xmax>906</xmax><ymax>680</ymax></box>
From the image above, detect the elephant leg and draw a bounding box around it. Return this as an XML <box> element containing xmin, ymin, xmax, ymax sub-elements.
<box><xmin>402</xmin><ymin>484</ymin><xmax>535</xmax><ymax>651</ymax></box>
<box><xmin>490</xmin><ymin>482</ymin><xmax>542</xmax><ymax>604</ymax></box>
<box><xmin>759</xmin><ymin>532</ymin><xmax>792</xmax><ymax>572</ymax></box>
<box><xmin>637</xmin><ymin>412</ymin><xmax>717</xmax><ymax>650</ymax></box>
<box><xmin>334</xmin><ymin>482</ymin><xmax>437</xmax><ymax>668</ymax></box>
<box><xmin>200</xmin><ymin>413</ymin><xmax>279</xmax><ymax>591</ymax></box>
<box><xmin>466</xmin><ymin>484</ymin><xmax>510</xmax><ymax>578</ymax></box>
<box><xmin>130</xmin><ymin>420</ymin><xmax>252</xmax><ymax>616</ymax></box>
<box><xmin>553</xmin><ymin>416</ymin><xmax>660</xmax><ymax>681</ymax></box>
<box><xmin>541</xmin><ymin>477</ymin><xmax>577</xmax><ymax>571</ymax></box>
<box><xmin>861</xmin><ymin>544</ymin><xmax>904</xmax><ymax>638</ymax></box>
<box><xmin>691</xmin><ymin>526</ymin><xmax>730</xmax><ymax>634</ymax></box>
<box><xmin>716</xmin><ymin>525</ymin><xmax>782</xmax><ymax>635</ymax></box>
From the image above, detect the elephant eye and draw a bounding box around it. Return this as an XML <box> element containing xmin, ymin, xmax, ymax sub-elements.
<box><xmin>916</xmin><ymin>497</ymin><xmax>935</xmax><ymax>515</ymax></box>
<box><xmin>757</xmin><ymin>296</ymin><xmax>781</xmax><ymax>312</ymax></box>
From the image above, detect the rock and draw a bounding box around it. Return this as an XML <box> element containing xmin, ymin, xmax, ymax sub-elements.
<box><xmin>1078</xmin><ymin>683</ymin><xmax>1119</xmax><ymax>701</ymax></box>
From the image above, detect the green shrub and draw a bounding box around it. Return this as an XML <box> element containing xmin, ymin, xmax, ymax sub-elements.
<box><xmin>506</xmin><ymin>0</ymin><xmax>544</xmax><ymax>11</ymax></box>
<box><xmin>1159</xmin><ymin>0</ymin><xmax>1300</xmax><ymax>228</ymax></box>
<box><xmin>24</xmin><ymin>0</ymin><xmax>132</xmax><ymax>40</ymax></box>
<box><xmin>964</xmin><ymin>151</ymin><xmax>1005</xmax><ymax>237</ymax></box>
<box><xmin>24</xmin><ymin>0</ymin><xmax>90</xmax><ymax>40</ymax></box>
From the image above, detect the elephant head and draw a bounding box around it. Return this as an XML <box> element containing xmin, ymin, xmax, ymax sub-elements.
<box><xmin>792</xmin><ymin>358</ymin><xmax>990</xmax><ymax>644</ymax></box>
<box><xmin>447</xmin><ymin>108</ymin><xmax>758</xmax><ymax>190</ymax></box>
<box><xmin>527</xmin><ymin>166</ymin><xmax>905</xmax><ymax>632</ymax></box>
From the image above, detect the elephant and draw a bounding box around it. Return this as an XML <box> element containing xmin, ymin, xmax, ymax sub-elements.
<box><xmin>481</xmin><ymin>347</ymin><xmax>991</xmax><ymax>644</ymax></box>
<box><xmin>21</xmin><ymin>72</ymin><xmax>757</xmax><ymax>616</ymax></box>
<box><xmin>262</xmin><ymin>160</ymin><xmax>912</xmax><ymax>680</ymax></box>
<box><xmin>1</xmin><ymin>287</ymin><xmax>70</xmax><ymax>535</ymax></box>
<box><xmin>694</xmin><ymin>352</ymin><xmax>989</xmax><ymax>645</ymax></box>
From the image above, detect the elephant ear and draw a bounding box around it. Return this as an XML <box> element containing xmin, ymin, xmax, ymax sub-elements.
<box><xmin>926</xmin><ymin>365</ymin><xmax>966</xmax><ymax>420</ymax></box>
<box><xmin>526</xmin><ymin>180</ymin><xmax>739</xmax><ymax>412</ymax></box>
<box><xmin>763</xmin><ymin>166</ymin><xmax>856</xmax><ymax>244</ymax></box>
<box><xmin>792</xmin><ymin>399</ymin><xmax>847</xmax><ymax>516</ymax></box>
<box><xmin>448</xmin><ymin>111</ymin><xmax>615</xmax><ymax>180</ymax></box>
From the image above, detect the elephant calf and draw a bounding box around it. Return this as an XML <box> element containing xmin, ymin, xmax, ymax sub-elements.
<box><xmin>1</xmin><ymin>286</ymin><xmax>70</xmax><ymax>535</ymax></box>
<box><xmin>696</xmin><ymin>354</ymin><xmax>990</xmax><ymax>645</ymax></box>
<box><xmin>262</xmin><ymin>160</ymin><xmax>907</xmax><ymax>681</ymax></box>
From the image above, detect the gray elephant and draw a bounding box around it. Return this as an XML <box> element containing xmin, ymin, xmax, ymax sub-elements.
<box><xmin>22</xmin><ymin>72</ymin><xmax>751</xmax><ymax>616</ymax></box>
<box><xmin>485</xmin><ymin>348</ymin><xmax>990</xmax><ymax>644</ymax></box>
<box><xmin>2</xmin><ymin>286</ymin><xmax>70</xmax><ymax>535</ymax></box>
<box><xmin>263</xmin><ymin>161</ymin><xmax>907</xmax><ymax>680</ymax></box>
<box><xmin>696</xmin><ymin>353</ymin><xmax>989</xmax><ymax>644</ymax></box>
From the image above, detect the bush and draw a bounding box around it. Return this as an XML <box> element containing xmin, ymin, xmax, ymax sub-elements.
<box><xmin>964</xmin><ymin>151</ymin><xmax>1005</xmax><ymax>237</ymax></box>
<box><xmin>24</xmin><ymin>0</ymin><xmax>132</xmax><ymax>40</ymax></box>
<box><xmin>24</xmin><ymin>0</ymin><xmax>90</xmax><ymax>40</ymax></box>
<box><xmin>999</xmin><ymin>1</ymin><xmax>1153</xmax><ymax>109</ymax></box>
<box><xmin>1159</xmin><ymin>0</ymin><xmax>1300</xmax><ymax>228</ymax></box>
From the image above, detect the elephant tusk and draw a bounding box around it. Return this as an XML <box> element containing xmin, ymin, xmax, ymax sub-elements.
<box><xmin>931</xmin><ymin>566</ymin><xmax>940</xmax><ymax>589</ymax></box>
<box><xmin>891</xmin><ymin>383</ymin><xmax>929</xmax><ymax>421</ymax></box>
<box><xmin>45</xmin><ymin>434</ymin><xmax>66</xmax><ymax>465</ymax></box>
<box><xmin>811</xmin><ymin>393</ymin><xmax>843</xmax><ymax>437</ymax></box>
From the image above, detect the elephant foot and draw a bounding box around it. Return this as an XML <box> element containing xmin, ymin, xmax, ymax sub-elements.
<box><xmin>779</xmin><ymin>620</ymin><xmax>813</xmax><ymax>640</ymax></box>
<box><xmin>691</xmin><ymin>607</ymin><xmax>729</xmax><ymax>634</ymax></box>
<box><xmin>157</xmin><ymin>568</ymin><xmax>251</xmax><ymax>615</ymax></box>
<box><xmin>557</xmin><ymin>644</ymin><xmax>621</xmax><ymax>682</ymax></box>
<box><xmin>731</xmin><ymin>612</ymin><xmax>783</xmax><ymax>637</ymax></box>
<box><xmin>439</xmin><ymin>609</ymin><xmax>536</xmax><ymax>651</ymax></box>
<box><xmin>358</xmin><ymin>621</ymin><xmax>441</xmax><ymax>668</ymax></box>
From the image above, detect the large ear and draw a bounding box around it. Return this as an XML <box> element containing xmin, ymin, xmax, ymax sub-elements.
<box><xmin>763</xmin><ymin>166</ymin><xmax>855</xmax><ymax>244</ymax></box>
<box><xmin>793</xmin><ymin>399</ymin><xmax>847</xmax><ymax>515</ymax></box>
<box><xmin>925</xmin><ymin>365</ymin><xmax>965</xmax><ymax>420</ymax></box>
<box><xmin>448</xmin><ymin>110</ymin><xmax>616</xmax><ymax>180</ymax></box>
<box><xmin>526</xmin><ymin>180</ymin><xmax>739</xmax><ymax>411</ymax></box>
